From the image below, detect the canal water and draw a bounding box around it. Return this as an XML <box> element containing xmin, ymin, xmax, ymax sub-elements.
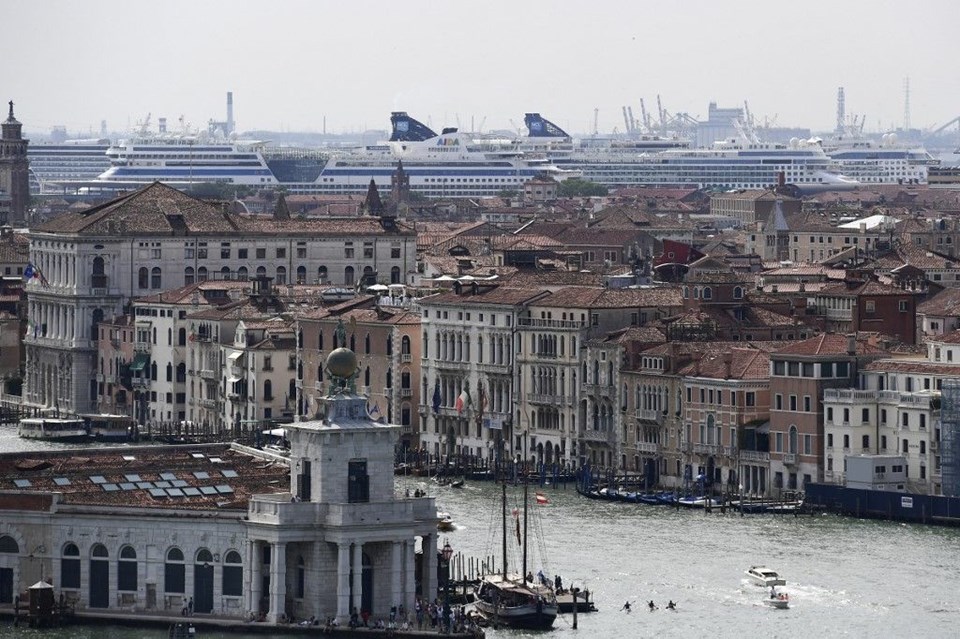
<box><xmin>3</xmin><ymin>430</ymin><xmax>959</xmax><ymax>637</ymax></box>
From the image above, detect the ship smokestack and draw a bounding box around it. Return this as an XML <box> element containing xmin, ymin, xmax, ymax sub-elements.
<box><xmin>226</xmin><ymin>91</ymin><xmax>234</xmax><ymax>135</ymax></box>
<box><xmin>777</xmin><ymin>171</ymin><xmax>785</xmax><ymax>187</ymax></box>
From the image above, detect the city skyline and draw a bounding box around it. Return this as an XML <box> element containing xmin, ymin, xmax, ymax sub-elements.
<box><xmin>2</xmin><ymin>0</ymin><xmax>959</xmax><ymax>137</ymax></box>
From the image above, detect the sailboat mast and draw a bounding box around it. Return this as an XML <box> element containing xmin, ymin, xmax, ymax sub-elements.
<box><xmin>523</xmin><ymin>430</ymin><xmax>528</xmax><ymax>582</ymax></box>
<box><xmin>501</xmin><ymin>481</ymin><xmax>507</xmax><ymax>578</ymax></box>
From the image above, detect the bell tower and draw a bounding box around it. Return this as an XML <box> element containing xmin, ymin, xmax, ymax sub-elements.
<box><xmin>0</xmin><ymin>101</ymin><xmax>29</xmax><ymax>225</ymax></box>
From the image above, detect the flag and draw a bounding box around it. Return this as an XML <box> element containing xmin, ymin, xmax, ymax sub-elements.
<box><xmin>455</xmin><ymin>384</ymin><xmax>471</xmax><ymax>414</ymax></box>
<box><xmin>477</xmin><ymin>380</ymin><xmax>487</xmax><ymax>421</ymax></box>
<box><xmin>432</xmin><ymin>382</ymin><xmax>442</xmax><ymax>415</ymax></box>
<box><xmin>24</xmin><ymin>262</ymin><xmax>49</xmax><ymax>287</ymax></box>
<box><xmin>535</xmin><ymin>492</ymin><xmax>549</xmax><ymax>505</ymax></box>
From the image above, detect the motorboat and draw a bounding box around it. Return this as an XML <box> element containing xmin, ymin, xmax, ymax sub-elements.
<box><xmin>18</xmin><ymin>417</ymin><xmax>89</xmax><ymax>443</ymax></box>
<box><xmin>765</xmin><ymin>589</ymin><xmax>790</xmax><ymax>609</ymax></box>
<box><xmin>745</xmin><ymin>566</ymin><xmax>786</xmax><ymax>588</ymax></box>
<box><xmin>437</xmin><ymin>512</ymin><xmax>455</xmax><ymax>532</ymax></box>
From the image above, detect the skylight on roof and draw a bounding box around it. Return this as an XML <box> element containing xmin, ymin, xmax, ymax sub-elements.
<box><xmin>183</xmin><ymin>487</ymin><xmax>201</xmax><ymax>497</ymax></box>
<box><xmin>13</xmin><ymin>479</ymin><xmax>31</xmax><ymax>488</ymax></box>
<box><xmin>53</xmin><ymin>477</ymin><xmax>71</xmax><ymax>486</ymax></box>
<box><xmin>154</xmin><ymin>481</ymin><xmax>171</xmax><ymax>489</ymax></box>
<box><xmin>124</xmin><ymin>474</ymin><xmax>142</xmax><ymax>482</ymax></box>
<box><xmin>159</xmin><ymin>472</ymin><xmax>177</xmax><ymax>481</ymax></box>
<box><xmin>136</xmin><ymin>481</ymin><xmax>154</xmax><ymax>490</ymax></box>
<box><xmin>166</xmin><ymin>488</ymin><xmax>185</xmax><ymax>497</ymax></box>
<box><xmin>200</xmin><ymin>486</ymin><xmax>217</xmax><ymax>495</ymax></box>
<box><xmin>122</xmin><ymin>455</ymin><xmax>136</xmax><ymax>462</ymax></box>
<box><xmin>102</xmin><ymin>483</ymin><xmax>119</xmax><ymax>492</ymax></box>
<box><xmin>119</xmin><ymin>483</ymin><xmax>137</xmax><ymax>491</ymax></box>
<box><xmin>149</xmin><ymin>488</ymin><xmax>167</xmax><ymax>498</ymax></box>
<box><xmin>193</xmin><ymin>471</ymin><xmax>210</xmax><ymax>480</ymax></box>
<box><xmin>90</xmin><ymin>475</ymin><xmax>107</xmax><ymax>484</ymax></box>
<box><xmin>209</xmin><ymin>457</ymin><xmax>223</xmax><ymax>463</ymax></box>
<box><xmin>191</xmin><ymin>453</ymin><xmax>205</xmax><ymax>459</ymax></box>
<box><xmin>215</xmin><ymin>485</ymin><xmax>234</xmax><ymax>494</ymax></box>
<box><xmin>221</xmin><ymin>469</ymin><xmax>238</xmax><ymax>478</ymax></box>
<box><xmin>172</xmin><ymin>480</ymin><xmax>189</xmax><ymax>488</ymax></box>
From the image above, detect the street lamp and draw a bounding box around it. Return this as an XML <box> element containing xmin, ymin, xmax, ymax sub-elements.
<box><xmin>441</xmin><ymin>539</ymin><xmax>454</xmax><ymax>632</ymax></box>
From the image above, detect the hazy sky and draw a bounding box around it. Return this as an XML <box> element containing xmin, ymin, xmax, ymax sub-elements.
<box><xmin>3</xmin><ymin>0</ymin><xmax>959</xmax><ymax>137</ymax></box>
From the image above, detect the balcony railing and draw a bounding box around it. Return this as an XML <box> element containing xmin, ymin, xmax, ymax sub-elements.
<box><xmin>636</xmin><ymin>441</ymin><xmax>658</xmax><ymax>454</ymax></box>
<box><xmin>824</xmin><ymin>389</ymin><xmax>877</xmax><ymax>402</ymax></box>
<box><xmin>400</xmin><ymin>388</ymin><xmax>412</xmax><ymax>397</ymax></box>
<box><xmin>580</xmin><ymin>429</ymin><xmax>609</xmax><ymax>443</ymax></box>
<box><xmin>740</xmin><ymin>450</ymin><xmax>770</xmax><ymax>463</ymax></box>
<box><xmin>636</xmin><ymin>409</ymin><xmax>663</xmax><ymax>424</ymax></box>
<box><xmin>198</xmin><ymin>398</ymin><xmax>216</xmax><ymax>409</ymax></box>
<box><xmin>783</xmin><ymin>453</ymin><xmax>797</xmax><ymax>465</ymax></box>
<box><xmin>436</xmin><ymin>360</ymin><xmax>470</xmax><ymax>372</ymax></box>
<box><xmin>400</xmin><ymin>353</ymin><xmax>412</xmax><ymax>363</ymax></box>
<box><xmin>477</xmin><ymin>362</ymin><xmax>510</xmax><ymax>374</ymax></box>
<box><xmin>527</xmin><ymin>393</ymin><xmax>571</xmax><ymax>405</ymax></box>
<box><xmin>133</xmin><ymin>342</ymin><xmax>151</xmax><ymax>353</ymax></box>
<box><xmin>199</xmin><ymin>369</ymin><xmax>216</xmax><ymax>380</ymax></box>
<box><xmin>517</xmin><ymin>317</ymin><xmax>585</xmax><ymax>330</ymax></box>
<box><xmin>693</xmin><ymin>443</ymin><xmax>721</xmax><ymax>455</ymax></box>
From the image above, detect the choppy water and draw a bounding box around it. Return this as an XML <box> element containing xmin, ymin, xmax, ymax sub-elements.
<box><xmin>4</xmin><ymin>434</ymin><xmax>959</xmax><ymax>638</ymax></box>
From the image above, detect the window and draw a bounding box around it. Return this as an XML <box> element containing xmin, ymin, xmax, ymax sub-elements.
<box><xmin>344</xmin><ymin>242</ymin><xmax>354</xmax><ymax>258</ymax></box>
<box><xmin>775</xmin><ymin>394</ymin><xmax>783</xmax><ymax>410</ymax></box>
<box><xmin>276</xmin><ymin>247</ymin><xmax>286</xmax><ymax>259</ymax></box>
<box><xmin>899</xmin><ymin>300</ymin><xmax>909</xmax><ymax>312</ymax></box>
<box><xmin>391</xmin><ymin>247</ymin><xmax>401</xmax><ymax>259</ymax></box>
<box><xmin>804</xmin><ymin>396</ymin><xmax>811</xmax><ymax>412</ymax></box>
<box><xmin>118</xmin><ymin>546</ymin><xmax>137</xmax><ymax>591</ymax></box>
<box><xmin>363</xmin><ymin>242</ymin><xmax>374</xmax><ymax>258</ymax></box>
<box><xmin>222</xmin><ymin>551</ymin><xmax>243</xmax><ymax>597</ymax></box>
<box><xmin>843</xmin><ymin>434</ymin><xmax>850</xmax><ymax>449</ymax></box>
<box><xmin>773</xmin><ymin>361</ymin><xmax>785</xmax><ymax>375</ymax></box>
<box><xmin>151</xmin><ymin>267</ymin><xmax>161</xmax><ymax>289</ymax></box>
<box><xmin>862</xmin><ymin>434</ymin><xmax>870</xmax><ymax>450</ymax></box>
<box><xmin>221</xmin><ymin>243</ymin><xmax>231</xmax><ymax>259</ymax></box>
<box><xmin>165</xmin><ymin>548</ymin><xmax>185</xmax><ymax>593</ymax></box>
<box><xmin>238</xmin><ymin>248</ymin><xmax>248</xmax><ymax>259</ymax></box>
<box><xmin>62</xmin><ymin>543</ymin><xmax>81</xmax><ymax>589</ymax></box>
<box><xmin>745</xmin><ymin>392</ymin><xmax>756</xmax><ymax>407</ymax></box>
<box><xmin>827</xmin><ymin>433</ymin><xmax>834</xmax><ymax>447</ymax></box>
<box><xmin>789</xmin><ymin>395</ymin><xmax>797</xmax><ymax>411</ymax></box>
<box><xmin>347</xmin><ymin>459</ymin><xmax>369</xmax><ymax>503</ymax></box>
<box><xmin>138</xmin><ymin>267</ymin><xmax>149</xmax><ymax>289</ymax></box>
<box><xmin>804</xmin><ymin>434</ymin><xmax>812</xmax><ymax>455</ymax></box>
<box><xmin>256</xmin><ymin>248</ymin><xmax>266</xmax><ymax>259</ymax></box>
<box><xmin>865</xmin><ymin>300</ymin><xmax>876</xmax><ymax>313</ymax></box>
<box><xmin>775</xmin><ymin>432</ymin><xmax>783</xmax><ymax>452</ymax></box>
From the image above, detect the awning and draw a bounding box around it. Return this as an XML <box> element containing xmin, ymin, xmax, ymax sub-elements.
<box><xmin>227</xmin><ymin>376</ymin><xmax>241</xmax><ymax>384</ymax></box>
<box><xmin>227</xmin><ymin>351</ymin><xmax>244</xmax><ymax>362</ymax></box>
<box><xmin>128</xmin><ymin>353</ymin><xmax>149</xmax><ymax>372</ymax></box>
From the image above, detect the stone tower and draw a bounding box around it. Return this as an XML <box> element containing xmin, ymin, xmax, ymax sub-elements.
<box><xmin>0</xmin><ymin>101</ymin><xmax>29</xmax><ymax>225</ymax></box>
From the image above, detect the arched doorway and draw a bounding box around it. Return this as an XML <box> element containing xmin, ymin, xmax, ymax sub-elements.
<box><xmin>89</xmin><ymin>544</ymin><xmax>109</xmax><ymax>608</ymax></box>
<box><xmin>194</xmin><ymin>548</ymin><xmax>214</xmax><ymax>613</ymax></box>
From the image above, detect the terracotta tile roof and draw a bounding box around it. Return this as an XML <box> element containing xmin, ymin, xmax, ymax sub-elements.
<box><xmin>677</xmin><ymin>346</ymin><xmax>772</xmax><ymax>380</ymax></box>
<box><xmin>933</xmin><ymin>329</ymin><xmax>960</xmax><ymax>344</ymax></box>
<box><xmin>773</xmin><ymin>333</ymin><xmax>887</xmax><ymax>356</ymax></box>
<box><xmin>499</xmin><ymin>269</ymin><xmax>605</xmax><ymax>288</ymax></box>
<box><xmin>861</xmin><ymin>358</ymin><xmax>960</xmax><ymax>375</ymax></box>
<box><xmin>0</xmin><ymin>444</ymin><xmax>289</xmax><ymax>510</ymax></box>
<box><xmin>422</xmin><ymin>286</ymin><xmax>549</xmax><ymax>307</ymax></box>
<box><xmin>918</xmin><ymin>288</ymin><xmax>960</xmax><ymax>317</ymax></box>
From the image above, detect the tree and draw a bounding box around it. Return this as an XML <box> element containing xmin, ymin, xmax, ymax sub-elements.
<box><xmin>558</xmin><ymin>179</ymin><xmax>608</xmax><ymax>197</ymax></box>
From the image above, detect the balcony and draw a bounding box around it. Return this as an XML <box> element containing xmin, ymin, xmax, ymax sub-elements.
<box><xmin>580</xmin><ymin>429</ymin><xmax>610</xmax><ymax>443</ymax></box>
<box><xmin>199</xmin><ymin>369</ymin><xmax>216</xmax><ymax>380</ymax></box>
<box><xmin>477</xmin><ymin>362</ymin><xmax>510</xmax><ymax>374</ymax></box>
<box><xmin>581</xmin><ymin>383</ymin><xmax>613</xmax><ymax>397</ymax></box>
<box><xmin>824</xmin><ymin>389</ymin><xmax>878</xmax><ymax>402</ymax></box>
<box><xmin>198</xmin><ymin>398</ymin><xmax>216</xmax><ymax>409</ymax></box>
<box><xmin>400</xmin><ymin>354</ymin><xmax>412</xmax><ymax>363</ymax></box>
<box><xmin>693</xmin><ymin>443</ymin><xmax>720</xmax><ymax>455</ymax></box>
<box><xmin>518</xmin><ymin>317</ymin><xmax>585</xmax><ymax>330</ymax></box>
<box><xmin>932</xmin><ymin>441</ymin><xmax>940</xmax><ymax>453</ymax></box>
<box><xmin>527</xmin><ymin>393</ymin><xmax>571</xmax><ymax>406</ymax></box>
<box><xmin>131</xmin><ymin>378</ymin><xmax>150</xmax><ymax>389</ymax></box>
<box><xmin>400</xmin><ymin>388</ymin><xmax>412</xmax><ymax>397</ymax></box>
<box><xmin>435</xmin><ymin>360</ymin><xmax>470</xmax><ymax>372</ymax></box>
<box><xmin>636</xmin><ymin>409</ymin><xmax>663</xmax><ymax>424</ymax></box>
<box><xmin>636</xmin><ymin>441</ymin><xmax>658</xmax><ymax>454</ymax></box>
<box><xmin>740</xmin><ymin>450</ymin><xmax>770</xmax><ymax>463</ymax></box>
<box><xmin>823</xmin><ymin>307</ymin><xmax>852</xmax><ymax>321</ymax></box>
<box><xmin>783</xmin><ymin>453</ymin><xmax>797</xmax><ymax>465</ymax></box>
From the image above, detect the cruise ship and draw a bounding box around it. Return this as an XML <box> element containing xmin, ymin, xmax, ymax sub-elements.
<box><xmin>278</xmin><ymin>112</ymin><xmax>578</xmax><ymax>197</ymax></box>
<box><xmin>90</xmin><ymin>133</ymin><xmax>278</xmax><ymax>191</ymax></box>
<box><xmin>27</xmin><ymin>139</ymin><xmax>112</xmax><ymax>195</ymax></box>
<box><xmin>819</xmin><ymin>133</ymin><xmax>939</xmax><ymax>185</ymax></box>
<box><xmin>523</xmin><ymin>114</ymin><xmax>857</xmax><ymax>193</ymax></box>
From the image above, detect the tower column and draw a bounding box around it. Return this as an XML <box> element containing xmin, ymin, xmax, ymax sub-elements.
<box><xmin>351</xmin><ymin>542</ymin><xmax>363</xmax><ymax>613</ymax></box>
<box><xmin>336</xmin><ymin>542</ymin><xmax>351</xmax><ymax>620</ymax></box>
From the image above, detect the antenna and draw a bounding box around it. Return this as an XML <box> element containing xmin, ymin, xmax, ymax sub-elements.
<box><xmin>903</xmin><ymin>76</ymin><xmax>911</xmax><ymax>130</ymax></box>
<box><xmin>593</xmin><ymin>107</ymin><xmax>599</xmax><ymax>136</ymax></box>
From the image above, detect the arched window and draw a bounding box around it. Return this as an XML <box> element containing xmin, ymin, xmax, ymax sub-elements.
<box><xmin>138</xmin><ymin>267</ymin><xmax>149</xmax><ymax>289</ymax></box>
<box><xmin>289</xmin><ymin>378</ymin><xmax>296</xmax><ymax>399</ymax></box>
<box><xmin>391</xmin><ymin>266</ymin><xmax>401</xmax><ymax>284</ymax></box>
<box><xmin>197</xmin><ymin>266</ymin><xmax>208</xmax><ymax>282</ymax></box>
<box><xmin>789</xmin><ymin>425</ymin><xmax>798</xmax><ymax>454</ymax></box>
<box><xmin>318</xmin><ymin>331</ymin><xmax>324</xmax><ymax>350</ymax></box>
<box><xmin>178</xmin><ymin>328</ymin><xmax>187</xmax><ymax>346</ymax></box>
<box><xmin>264</xmin><ymin>379</ymin><xmax>273</xmax><ymax>400</ymax></box>
<box><xmin>61</xmin><ymin>543</ymin><xmax>80</xmax><ymax>589</ymax></box>
<box><xmin>196</xmin><ymin>548</ymin><xmax>213</xmax><ymax>564</ymax></box>
<box><xmin>151</xmin><ymin>267</ymin><xmax>162</xmax><ymax>289</ymax></box>
<box><xmin>702</xmin><ymin>287</ymin><xmax>712</xmax><ymax>300</ymax></box>
<box><xmin>184</xmin><ymin>266</ymin><xmax>195</xmax><ymax>285</ymax></box>
<box><xmin>276</xmin><ymin>265</ymin><xmax>287</xmax><ymax>285</ymax></box>
<box><xmin>92</xmin><ymin>256</ymin><xmax>106</xmax><ymax>288</ymax></box>
<box><xmin>237</xmin><ymin>266</ymin><xmax>249</xmax><ymax>281</ymax></box>
<box><xmin>401</xmin><ymin>371</ymin><xmax>410</xmax><ymax>389</ymax></box>
<box><xmin>401</xmin><ymin>336</ymin><xmax>411</xmax><ymax>356</ymax></box>
<box><xmin>344</xmin><ymin>266</ymin><xmax>355</xmax><ymax>286</ymax></box>
<box><xmin>150</xmin><ymin>361</ymin><xmax>158</xmax><ymax>382</ymax></box>
<box><xmin>220</xmin><ymin>266</ymin><xmax>231</xmax><ymax>280</ymax></box>
<box><xmin>733</xmin><ymin>286</ymin><xmax>744</xmax><ymax>299</ymax></box>
<box><xmin>0</xmin><ymin>535</ymin><xmax>18</xmax><ymax>553</ymax></box>
<box><xmin>222</xmin><ymin>550</ymin><xmax>243</xmax><ymax>597</ymax></box>
<box><xmin>176</xmin><ymin>362</ymin><xmax>186</xmax><ymax>383</ymax></box>
<box><xmin>256</xmin><ymin>266</ymin><xmax>266</xmax><ymax>277</ymax></box>
<box><xmin>296</xmin><ymin>266</ymin><xmax>307</xmax><ymax>284</ymax></box>
<box><xmin>349</xmin><ymin>334</ymin><xmax>356</xmax><ymax>351</ymax></box>
<box><xmin>364</xmin><ymin>333</ymin><xmax>371</xmax><ymax>354</ymax></box>
<box><xmin>118</xmin><ymin>546</ymin><xmax>137</xmax><ymax>592</ymax></box>
<box><xmin>165</xmin><ymin>548</ymin><xmax>185</xmax><ymax>594</ymax></box>
<box><xmin>166</xmin><ymin>362</ymin><xmax>173</xmax><ymax>382</ymax></box>
<box><xmin>318</xmin><ymin>266</ymin><xmax>328</xmax><ymax>283</ymax></box>
<box><xmin>364</xmin><ymin>367</ymin><xmax>371</xmax><ymax>386</ymax></box>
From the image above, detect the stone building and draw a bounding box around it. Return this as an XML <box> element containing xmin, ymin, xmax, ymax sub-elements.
<box><xmin>0</xmin><ymin>101</ymin><xmax>29</xmax><ymax>225</ymax></box>
<box><xmin>24</xmin><ymin>182</ymin><xmax>415</xmax><ymax>416</ymax></box>
<box><xmin>0</xmin><ymin>348</ymin><xmax>437</xmax><ymax>624</ymax></box>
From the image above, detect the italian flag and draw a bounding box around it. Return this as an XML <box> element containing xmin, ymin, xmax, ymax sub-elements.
<box><xmin>455</xmin><ymin>386</ymin><xmax>471</xmax><ymax>414</ymax></box>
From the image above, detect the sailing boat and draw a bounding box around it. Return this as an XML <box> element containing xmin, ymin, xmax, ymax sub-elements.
<box><xmin>473</xmin><ymin>468</ymin><xmax>558</xmax><ymax>629</ymax></box>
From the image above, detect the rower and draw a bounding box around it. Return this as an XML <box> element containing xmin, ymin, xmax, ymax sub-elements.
<box><xmin>621</xmin><ymin>601</ymin><xmax>632</xmax><ymax>613</ymax></box>
<box><xmin>648</xmin><ymin>600</ymin><xmax>657</xmax><ymax>611</ymax></box>
<box><xmin>667</xmin><ymin>600</ymin><xmax>676</xmax><ymax>610</ymax></box>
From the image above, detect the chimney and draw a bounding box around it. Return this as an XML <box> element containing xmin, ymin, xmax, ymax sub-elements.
<box><xmin>846</xmin><ymin>333</ymin><xmax>856</xmax><ymax>355</ymax></box>
<box><xmin>723</xmin><ymin>352</ymin><xmax>733</xmax><ymax>379</ymax></box>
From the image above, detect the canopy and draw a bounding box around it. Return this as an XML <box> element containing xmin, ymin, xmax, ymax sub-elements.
<box><xmin>433</xmin><ymin>275</ymin><xmax>456</xmax><ymax>282</ymax></box>
<box><xmin>227</xmin><ymin>376</ymin><xmax>241</xmax><ymax>384</ymax></box>
<box><xmin>128</xmin><ymin>353</ymin><xmax>149</xmax><ymax>372</ymax></box>
<box><xmin>227</xmin><ymin>351</ymin><xmax>244</xmax><ymax>362</ymax></box>
<box><xmin>366</xmin><ymin>284</ymin><xmax>389</xmax><ymax>292</ymax></box>
<box><xmin>263</xmin><ymin>428</ymin><xmax>287</xmax><ymax>438</ymax></box>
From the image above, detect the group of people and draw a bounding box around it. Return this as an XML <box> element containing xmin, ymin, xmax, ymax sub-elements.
<box><xmin>621</xmin><ymin>599</ymin><xmax>677</xmax><ymax>612</ymax></box>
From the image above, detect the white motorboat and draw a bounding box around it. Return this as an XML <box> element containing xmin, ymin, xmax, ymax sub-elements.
<box><xmin>437</xmin><ymin>512</ymin><xmax>455</xmax><ymax>532</ymax></box>
<box><xmin>765</xmin><ymin>589</ymin><xmax>790</xmax><ymax>609</ymax></box>
<box><xmin>745</xmin><ymin>566</ymin><xmax>786</xmax><ymax>588</ymax></box>
<box><xmin>18</xmin><ymin>417</ymin><xmax>89</xmax><ymax>443</ymax></box>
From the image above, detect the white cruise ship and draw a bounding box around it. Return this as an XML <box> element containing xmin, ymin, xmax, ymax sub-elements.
<box><xmin>521</xmin><ymin>113</ymin><xmax>856</xmax><ymax>193</ymax></box>
<box><xmin>282</xmin><ymin>112</ymin><xmax>579</xmax><ymax>197</ymax></box>
<box><xmin>820</xmin><ymin>133</ymin><xmax>939</xmax><ymax>185</ymax></box>
<box><xmin>91</xmin><ymin>136</ymin><xmax>277</xmax><ymax>190</ymax></box>
<box><xmin>27</xmin><ymin>140</ymin><xmax>112</xmax><ymax>195</ymax></box>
